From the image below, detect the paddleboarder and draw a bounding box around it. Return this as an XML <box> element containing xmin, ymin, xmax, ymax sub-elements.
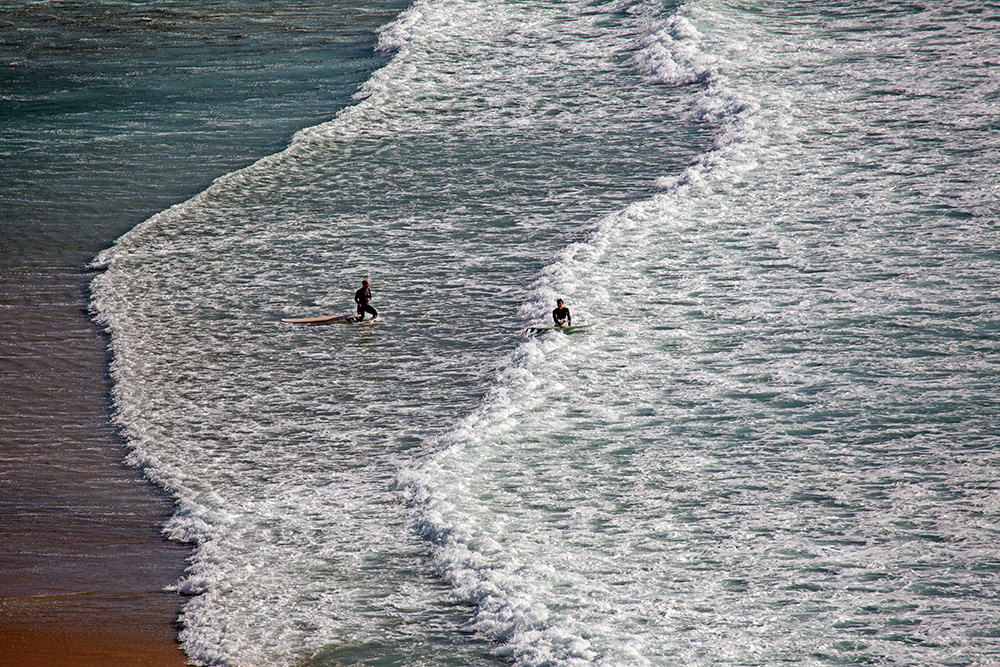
<box><xmin>552</xmin><ymin>298</ymin><xmax>571</xmax><ymax>329</ymax></box>
<box><xmin>355</xmin><ymin>279</ymin><xmax>378</xmax><ymax>322</ymax></box>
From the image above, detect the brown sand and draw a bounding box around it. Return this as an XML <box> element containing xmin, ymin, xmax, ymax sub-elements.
<box><xmin>1</xmin><ymin>612</ymin><xmax>188</xmax><ymax>667</ymax></box>
<box><xmin>0</xmin><ymin>630</ymin><xmax>184</xmax><ymax>667</ymax></box>
<box><xmin>0</xmin><ymin>268</ymin><xmax>190</xmax><ymax>665</ymax></box>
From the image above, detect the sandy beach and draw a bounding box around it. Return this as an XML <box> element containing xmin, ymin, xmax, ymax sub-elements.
<box><xmin>0</xmin><ymin>269</ymin><xmax>190</xmax><ymax>665</ymax></box>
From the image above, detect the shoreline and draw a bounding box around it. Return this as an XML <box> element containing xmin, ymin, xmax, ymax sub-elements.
<box><xmin>0</xmin><ymin>267</ymin><xmax>190</xmax><ymax>666</ymax></box>
<box><xmin>1</xmin><ymin>6</ymin><xmax>409</xmax><ymax>661</ymax></box>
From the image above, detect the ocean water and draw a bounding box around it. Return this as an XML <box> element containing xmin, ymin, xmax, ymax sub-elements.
<box><xmin>1</xmin><ymin>0</ymin><xmax>406</xmax><ymax>264</ymax></box>
<box><xmin>87</xmin><ymin>0</ymin><xmax>1000</xmax><ymax>666</ymax></box>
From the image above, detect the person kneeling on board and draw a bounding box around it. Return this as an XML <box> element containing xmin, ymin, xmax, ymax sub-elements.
<box><xmin>552</xmin><ymin>298</ymin><xmax>571</xmax><ymax>329</ymax></box>
<box><xmin>354</xmin><ymin>279</ymin><xmax>378</xmax><ymax>322</ymax></box>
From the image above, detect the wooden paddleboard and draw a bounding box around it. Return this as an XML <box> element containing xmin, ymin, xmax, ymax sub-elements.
<box><xmin>281</xmin><ymin>313</ymin><xmax>360</xmax><ymax>325</ymax></box>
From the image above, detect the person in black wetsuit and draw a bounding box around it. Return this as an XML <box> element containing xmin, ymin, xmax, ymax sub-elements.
<box><xmin>354</xmin><ymin>279</ymin><xmax>378</xmax><ymax>322</ymax></box>
<box><xmin>552</xmin><ymin>298</ymin><xmax>571</xmax><ymax>328</ymax></box>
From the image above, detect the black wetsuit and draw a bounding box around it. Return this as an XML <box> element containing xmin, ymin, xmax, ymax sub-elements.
<box><xmin>355</xmin><ymin>286</ymin><xmax>378</xmax><ymax>321</ymax></box>
<box><xmin>552</xmin><ymin>306</ymin><xmax>571</xmax><ymax>328</ymax></box>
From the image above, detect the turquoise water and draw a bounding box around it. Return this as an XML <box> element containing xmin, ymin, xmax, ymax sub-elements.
<box><xmin>46</xmin><ymin>0</ymin><xmax>1000</xmax><ymax>665</ymax></box>
<box><xmin>1</xmin><ymin>0</ymin><xmax>406</xmax><ymax>264</ymax></box>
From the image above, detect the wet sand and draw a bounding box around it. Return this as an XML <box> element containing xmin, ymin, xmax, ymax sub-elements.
<box><xmin>0</xmin><ymin>267</ymin><xmax>190</xmax><ymax>665</ymax></box>
<box><xmin>1</xmin><ymin>618</ymin><xmax>187</xmax><ymax>667</ymax></box>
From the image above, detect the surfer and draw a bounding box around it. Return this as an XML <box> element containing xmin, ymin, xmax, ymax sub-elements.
<box><xmin>354</xmin><ymin>279</ymin><xmax>378</xmax><ymax>322</ymax></box>
<box><xmin>552</xmin><ymin>298</ymin><xmax>571</xmax><ymax>329</ymax></box>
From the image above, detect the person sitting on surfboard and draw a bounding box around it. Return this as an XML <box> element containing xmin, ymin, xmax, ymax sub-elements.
<box><xmin>552</xmin><ymin>299</ymin><xmax>571</xmax><ymax>329</ymax></box>
<box><xmin>354</xmin><ymin>279</ymin><xmax>378</xmax><ymax>322</ymax></box>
